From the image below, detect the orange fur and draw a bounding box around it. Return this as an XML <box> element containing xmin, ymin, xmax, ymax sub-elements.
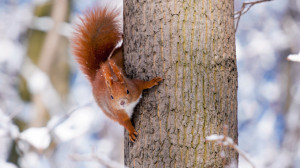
<box><xmin>72</xmin><ymin>6</ymin><xmax>163</xmax><ymax>142</ymax></box>
<box><xmin>72</xmin><ymin>6</ymin><xmax>121</xmax><ymax>82</ymax></box>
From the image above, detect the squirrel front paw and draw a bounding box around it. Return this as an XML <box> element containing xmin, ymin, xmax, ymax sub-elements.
<box><xmin>151</xmin><ymin>77</ymin><xmax>163</xmax><ymax>86</ymax></box>
<box><xmin>129</xmin><ymin>131</ymin><xmax>138</xmax><ymax>142</ymax></box>
<box><xmin>144</xmin><ymin>77</ymin><xmax>163</xmax><ymax>89</ymax></box>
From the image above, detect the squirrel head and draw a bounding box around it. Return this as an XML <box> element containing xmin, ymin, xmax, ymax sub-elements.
<box><xmin>108</xmin><ymin>81</ymin><xmax>131</xmax><ymax>109</ymax></box>
<box><xmin>101</xmin><ymin>62</ymin><xmax>133</xmax><ymax>109</ymax></box>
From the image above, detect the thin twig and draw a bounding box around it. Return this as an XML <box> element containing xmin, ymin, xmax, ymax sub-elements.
<box><xmin>235</xmin><ymin>0</ymin><xmax>273</xmax><ymax>32</ymax></box>
<box><xmin>231</xmin><ymin>143</ymin><xmax>255</xmax><ymax>168</ymax></box>
<box><xmin>48</xmin><ymin>101</ymin><xmax>93</xmax><ymax>133</ymax></box>
<box><xmin>206</xmin><ymin>126</ymin><xmax>256</xmax><ymax>168</ymax></box>
<box><xmin>70</xmin><ymin>152</ymin><xmax>127</xmax><ymax>168</ymax></box>
<box><xmin>70</xmin><ymin>146</ymin><xmax>127</xmax><ymax>168</ymax></box>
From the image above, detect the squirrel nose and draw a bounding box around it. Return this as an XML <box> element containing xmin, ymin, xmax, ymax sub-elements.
<box><xmin>120</xmin><ymin>100</ymin><xmax>125</xmax><ymax>106</ymax></box>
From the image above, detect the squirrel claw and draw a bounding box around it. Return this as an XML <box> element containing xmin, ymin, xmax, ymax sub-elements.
<box><xmin>129</xmin><ymin>132</ymin><xmax>137</xmax><ymax>142</ymax></box>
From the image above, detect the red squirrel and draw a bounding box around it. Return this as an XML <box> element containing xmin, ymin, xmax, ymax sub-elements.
<box><xmin>72</xmin><ymin>7</ymin><xmax>162</xmax><ymax>142</ymax></box>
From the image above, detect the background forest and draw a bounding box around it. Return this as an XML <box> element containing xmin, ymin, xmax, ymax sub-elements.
<box><xmin>0</xmin><ymin>0</ymin><xmax>299</xmax><ymax>167</ymax></box>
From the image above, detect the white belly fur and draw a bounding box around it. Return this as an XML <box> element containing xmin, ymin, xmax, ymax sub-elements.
<box><xmin>125</xmin><ymin>95</ymin><xmax>142</xmax><ymax>117</ymax></box>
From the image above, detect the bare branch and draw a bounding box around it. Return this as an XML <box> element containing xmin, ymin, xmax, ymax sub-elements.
<box><xmin>235</xmin><ymin>0</ymin><xmax>273</xmax><ymax>32</ymax></box>
<box><xmin>206</xmin><ymin>126</ymin><xmax>256</xmax><ymax>168</ymax></box>
<box><xmin>70</xmin><ymin>152</ymin><xmax>127</xmax><ymax>168</ymax></box>
<box><xmin>47</xmin><ymin>101</ymin><xmax>93</xmax><ymax>133</ymax></box>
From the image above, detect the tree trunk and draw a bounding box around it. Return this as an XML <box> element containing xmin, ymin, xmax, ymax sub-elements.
<box><xmin>124</xmin><ymin>0</ymin><xmax>238</xmax><ymax>167</ymax></box>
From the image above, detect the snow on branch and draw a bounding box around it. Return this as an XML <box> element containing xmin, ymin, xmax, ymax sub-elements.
<box><xmin>18</xmin><ymin>127</ymin><xmax>51</xmax><ymax>151</ymax></box>
<box><xmin>235</xmin><ymin>0</ymin><xmax>273</xmax><ymax>32</ymax></box>
<box><xmin>0</xmin><ymin>99</ymin><xmax>94</xmax><ymax>152</ymax></box>
<box><xmin>206</xmin><ymin>126</ymin><xmax>256</xmax><ymax>168</ymax></box>
<box><xmin>0</xmin><ymin>161</ymin><xmax>17</xmax><ymax>168</ymax></box>
<box><xmin>287</xmin><ymin>52</ymin><xmax>300</xmax><ymax>62</ymax></box>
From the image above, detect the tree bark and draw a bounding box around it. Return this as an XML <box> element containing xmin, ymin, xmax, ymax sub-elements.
<box><xmin>124</xmin><ymin>0</ymin><xmax>238</xmax><ymax>167</ymax></box>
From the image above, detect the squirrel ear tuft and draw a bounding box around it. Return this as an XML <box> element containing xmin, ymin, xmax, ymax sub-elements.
<box><xmin>103</xmin><ymin>65</ymin><xmax>113</xmax><ymax>87</ymax></box>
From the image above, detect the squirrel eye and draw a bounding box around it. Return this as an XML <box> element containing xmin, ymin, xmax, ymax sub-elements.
<box><xmin>127</xmin><ymin>90</ymin><xmax>129</xmax><ymax>94</ymax></box>
<box><xmin>111</xmin><ymin>95</ymin><xmax>114</xmax><ymax>99</ymax></box>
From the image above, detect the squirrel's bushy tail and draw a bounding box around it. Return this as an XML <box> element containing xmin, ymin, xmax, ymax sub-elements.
<box><xmin>72</xmin><ymin>6</ymin><xmax>122</xmax><ymax>82</ymax></box>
